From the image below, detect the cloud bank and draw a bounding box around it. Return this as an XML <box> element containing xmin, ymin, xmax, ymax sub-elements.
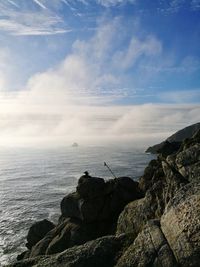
<box><xmin>0</xmin><ymin>18</ymin><xmax>199</xmax><ymax>147</ymax></box>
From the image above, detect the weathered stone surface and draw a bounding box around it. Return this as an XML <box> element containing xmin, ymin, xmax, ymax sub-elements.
<box><xmin>166</xmin><ymin>139</ymin><xmax>200</xmax><ymax>183</ymax></box>
<box><xmin>139</xmin><ymin>159</ymin><xmax>163</xmax><ymax>192</ymax></box>
<box><xmin>117</xmin><ymin>161</ymin><xmax>187</xmax><ymax>236</ymax></box>
<box><xmin>178</xmin><ymin>162</ymin><xmax>200</xmax><ymax>182</ymax></box>
<box><xmin>26</xmin><ymin>219</ymin><xmax>55</xmax><ymax>250</ymax></box>
<box><xmin>8</xmin><ymin>234</ymin><xmax>134</xmax><ymax>267</ymax></box>
<box><xmin>116</xmin><ymin>220</ymin><xmax>177</xmax><ymax>267</ymax></box>
<box><xmin>175</xmin><ymin>144</ymin><xmax>200</xmax><ymax>167</ymax></box>
<box><xmin>161</xmin><ymin>182</ymin><xmax>200</xmax><ymax>267</ymax></box>
<box><xmin>117</xmin><ymin>198</ymin><xmax>155</xmax><ymax>236</ymax></box>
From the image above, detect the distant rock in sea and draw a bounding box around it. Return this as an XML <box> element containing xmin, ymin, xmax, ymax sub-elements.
<box><xmin>146</xmin><ymin>122</ymin><xmax>200</xmax><ymax>154</ymax></box>
<box><xmin>72</xmin><ymin>142</ymin><xmax>78</xmax><ymax>147</ymax></box>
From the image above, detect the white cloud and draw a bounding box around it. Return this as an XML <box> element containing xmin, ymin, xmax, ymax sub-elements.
<box><xmin>159</xmin><ymin>89</ymin><xmax>200</xmax><ymax>103</ymax></box>
<box><xmin>0</xmin><ymin>98</ymin><xmax>199</xmax><ymax>147</ymax></box>
<box><xmin>0</xmin><ymin>48</ymin><xmax>12</xmax><ymax>91</ymax></box>
<box><xmin>0</xmin><ymin>18</ymin><xmax>198</xmax><ymax>147</ymax></box>
<box><xmin>112</xmin><ymin>35</ymin><xmax>162</xmax><ymax>69</ymax></box>
<box><xmin>0</xmin><ymin>1</ymin><xmax>69</xmax><ymax>35</ymax></box>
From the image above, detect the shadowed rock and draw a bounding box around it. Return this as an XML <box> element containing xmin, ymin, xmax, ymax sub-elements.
<box><xmin>26</xmin><ymin>219</ymin><xmax>55</xmax><ymax>250</ymax></box>
<box><xmin>8</xmin><ymin>234</ymin><xmax>134</xmax><ymax>267</ymax></box>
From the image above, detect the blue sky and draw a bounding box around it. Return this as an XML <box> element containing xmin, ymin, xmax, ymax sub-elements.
<box><xmin>0</xmin><ymin>0</ymin><xmax>199</xmax><ymax>145</ymax></box>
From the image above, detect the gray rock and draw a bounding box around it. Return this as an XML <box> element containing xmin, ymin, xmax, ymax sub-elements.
<box><xmin>175</xmin><ymin>144</ymin><xmax>200</xmax><ymax>168</ymax></box>
<box><xmin>161</xmin><ymin>182</ymin><xmax>200</xmax><ymax>267</ymax></box>
<box><xmin>76</xmin><ymin>176</ymin><xmax>105</xmax><ymax>199</ymax></box>
<box><xmin>26</xmin><ymin>219</ymin><xmax>55</xmax><ymax>250</ymax></box>
<box><xmin>116</xmin><ymin>220</ymin><xmax>177</xmax><ymax>267</ymax></box>
<box><xmin>8</xmin><ymin>234</ymin><xmax>134</xmax><ymax>267</ymax></box>
<box><xmin>60</xmin><ymin>192</ymin><xmax>82</xmax><ymax>219</ymax></box>
<box><xmin>116</xmin><ymin>197</ymin><xmax>155</xmax><ymax>237</ymax></box>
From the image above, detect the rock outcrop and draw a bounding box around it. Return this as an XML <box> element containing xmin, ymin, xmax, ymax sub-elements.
<box><xmin>7</xmin><ymin>126</ymin><xmax>200</xmax><ymax>267</ymax></box>
<box><xmin>116</xmin><ymin>129</ymin><xmax>200</xmax><ymax>267</ymax></box>
<box><xmin>8</xmin><ymin>234</ymin><xmax>135</xmax><ymax>267</ymax></box>
<box><xmin>146</xmin><ymin>122</ymin><xmax>200</xmax><ymax>154</ymax></box>
<box><xmin>161</xmin><ymin>182</ymin><xmax>200</xmax><ymax>267</ymax></box>
<box><xmin>12</xmin><ymin>175</ymin><xmax>142</xmax><ymax>262</ymax></box>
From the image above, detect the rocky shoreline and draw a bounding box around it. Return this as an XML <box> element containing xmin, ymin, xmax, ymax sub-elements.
<box><xmin>7</xmin><ymin>129</ymin><xmax>200</xmax><ymax>267</ymax></box>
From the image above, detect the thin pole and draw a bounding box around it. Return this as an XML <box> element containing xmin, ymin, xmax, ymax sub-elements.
<box><xmin>104</xmin><ymin>162</ymin><xmax>117</xmax><ymax>178</ymax></box>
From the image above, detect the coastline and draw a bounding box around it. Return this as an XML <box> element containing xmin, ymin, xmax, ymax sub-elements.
<box><xmin>5</xmin><ymin>129</ymin><xmax>200</xmax><ymax>267</ymax></box>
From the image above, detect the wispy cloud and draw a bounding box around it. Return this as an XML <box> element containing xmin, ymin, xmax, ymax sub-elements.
<box><xmin>0</xmin><ymin>0</ymin><xmax>70</xmax><ymax>36</ymax></box>
<box><xmin>33</xmin><ymin>0</ymin><xmax>47</xmax><ymax>9</ymax></box>
<box><xmin>159</xmin><ymin>89</ymin><xmax>200</xmax><ymax>103</ymax></box>
<box><xmin>96</xmin><ymin>0</ymin><xmax>136</xmax><ymax>7</ymax></box>
<box><xmin>191</xmin><ymin>0</ymin><xmax>200</xmax><ymax>10</ymax></box>
<box><xmin>157</xmin><ymin>0</ymin><xmax>200</xmax><ymax>13</ymax></box>
<box><xmin>7</xmin><ymin>0</ymin><xmax>19</xmax><ymax>8</ymax></box>
<box><xmin>112</xmin><ymin>35</ymin><xmax>162</xmax><ymax>70</ymax></box>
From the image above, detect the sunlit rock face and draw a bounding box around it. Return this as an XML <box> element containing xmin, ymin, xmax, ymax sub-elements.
<box><xmin>161</xmin><ymin>182</ymin><xmax>200</xmax><ymax>267</ymax></box>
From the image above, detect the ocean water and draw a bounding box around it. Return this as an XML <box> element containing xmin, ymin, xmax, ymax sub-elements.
<box><xmin>0</xmin><ymin>145</ymin><xmax>155</xmax><ymax>266</ymax></box>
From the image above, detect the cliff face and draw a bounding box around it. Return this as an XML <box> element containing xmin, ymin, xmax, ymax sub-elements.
<box><xmin>146</xmin><ymin>122</ymin><xmax>200</xmax><ymax>154</ymax></box>
<box><xmin>7</xmin><ymin>129</ymin><xmax>200</xmax><ymax>267</ymax></box>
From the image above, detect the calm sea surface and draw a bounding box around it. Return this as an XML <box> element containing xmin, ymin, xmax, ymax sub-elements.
<box><xmin>0</xmin><ymin>145</ymin><xmax>155</xmax><ymax>265</ymax></box>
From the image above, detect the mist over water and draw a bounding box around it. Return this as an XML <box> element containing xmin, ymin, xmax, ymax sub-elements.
<box><xmin>0</xmin><ymin>144</ymin><xmax>155</xmax><ymax>265</ymax></box>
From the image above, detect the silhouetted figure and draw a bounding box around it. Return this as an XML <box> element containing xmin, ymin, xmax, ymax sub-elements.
<box><xmin>78</xmin><ymin>171</ymin><xmax>91</xmax><ymax>185</ymax></box>
<box><xmin>84</xmin><ymin>171</ymin><xmax>90</xmax><ymax>177</ymax></box>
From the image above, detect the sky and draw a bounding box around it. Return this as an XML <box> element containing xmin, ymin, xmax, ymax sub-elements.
<box><xmin>0</xmin><ymin>0</ymin><xmax>199</xmax><ymax>146</ymax></box>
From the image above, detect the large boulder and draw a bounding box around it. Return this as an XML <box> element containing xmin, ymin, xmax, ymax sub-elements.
<box><xmin>117</xmin><ymin>197</ymin><xmax>154</xmax><ymax>237</ymax></box>
<box><xmin>116</xmin><ymin>220</ymin><xmax>178</xmax><ymax>267</ymax></box>
<box><xmin>26</xmin><ymin>219</ymin><xmax>55</xmax><ymax>250</ymax></box>
<box><xmin>61</xmin><ymin>176</ymin><xmax>142</xmax><ymax>225</ymax></box>
<box><xmin>117</xmin><ymin>160</ymin><xmax>187</xmax><ymax>236</ymax></box>
<box><xmin>161</xmin><ymin>182</ymin><xmax>200</xmax><ymax>267</ymax></box>
<box><xmin>29</xmin><ymin>218</ymin><xmax>108</xmax><ymax>258</ymax></box>
<box><xmin>22</xmin><ymin>176</ymin><xmax>142</xmax><ymax>259</ymax></box>
<box><xmin>60</xmin><ymin>192</ymin><xmax>81</xmax><ymax>220</ymax></box>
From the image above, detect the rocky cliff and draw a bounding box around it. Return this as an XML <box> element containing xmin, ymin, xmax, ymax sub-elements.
<box><xmin>7</xmin><ymin>129</ymin><xmax>200</xmax><ymax>267</ymax></box>
<box><xmin>146</xmin><ymin>122</ymin><xmax>200</xmax><ymax>154</ymax></box>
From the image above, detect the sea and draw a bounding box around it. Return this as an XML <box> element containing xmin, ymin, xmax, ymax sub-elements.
<box><xmin>0</xmin><ymin>145</ymin><xmax>155</xmax><ymax>266</ymax></box>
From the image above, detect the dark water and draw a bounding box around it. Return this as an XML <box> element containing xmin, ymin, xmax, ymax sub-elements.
<box><xmin>0</xmin><ymin>145</ymin><xmax>155</xmax><ymax>265</ymax></box>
